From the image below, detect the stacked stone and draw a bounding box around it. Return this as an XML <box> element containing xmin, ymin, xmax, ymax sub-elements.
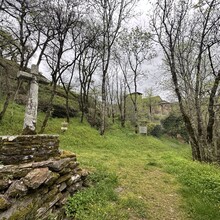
<box><xmin>0</xmin><ymin>134</ymin><xmax>88</xmax><ymax>219</ymax></box>
<box><xmin>0</xmin><ymin>135</ymin><xmax>60</xmax><ymax>165</ymax></box>
<box><xmin>0</xmin><ymin>151</ymin><xmax>88</xmax><ymax>219</ymax></box>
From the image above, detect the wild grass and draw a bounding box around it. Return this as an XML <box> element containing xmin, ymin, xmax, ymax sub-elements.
<box><xmin>1</xmin><ymin>102</ymin><xmax>220</xmax><ymax>219</ymax></box>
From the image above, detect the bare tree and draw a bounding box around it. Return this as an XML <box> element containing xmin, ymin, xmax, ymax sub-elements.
<box><xmin>116</xmin><ymin>27</ymin><xmax>155</xmax><ymax>133</ymax></box>
<box><xmin>89</xmin><ymin>0</ymin><xmax>137</xmax><ymax>135</ymax></box>
<box><xmin>78</xmin><ymin>44</ymin><xmax>100</xmax><ymax>123</ymax></box>
<box><xmin>115</xmin><ymin>65</ymin><xmax>127</xmax><ymax>127</ymax></box>
<box><xmin>0</xmin><ymin>58</ymin><xmax>10</xmax><ymax>121</ymax></box>
<box><xmin>39</xmin><ymin>0</ymin><xmax>80</xmax><ymax>133</ymax></box>
<box><xmin>1</xmin><ymin>0</ymin><xmax>44</xmax><ymax>70</ymax></box>
<box><xmin>152</xmin><ymin>0</ymin><xmax>220</xmax><ymax>162</ymax></box>
<box><xmin>106</xmin><ymin>70</ymin><xmax>117</xmax><ymax>123</ymax></box>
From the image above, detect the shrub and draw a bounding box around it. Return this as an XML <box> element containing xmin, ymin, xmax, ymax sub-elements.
<box><xmin>161</xmin><ymin>113</ymin><xmax>188</xmax><ymax>141</ymax></box>
<box><xmin>147</xmin><ymin>122</ymin><xmax>157</xmax><ymax>134</ymax></box>
<box><xmin>150</xmin><ymin>124</ymin><xmax>163</xmax><ymax>138</ymax></box>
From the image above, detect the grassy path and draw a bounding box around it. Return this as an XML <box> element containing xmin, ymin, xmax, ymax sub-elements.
<box><xmin>61</xmin><ymin>122</ymin><xmax>192</xmax><ymax>219</ymax></box>
<box><xmin>59</xmin><ymin>121</ymin><xmax>220</xmax><ymax>219</ymax></box>
<box><xmin>1</xmin><ymin>95</ymin><xmax>220</xmax><ymax>219</ymax></box>
<box><xmin>139</xmin><ymin>169</ymin><xmax>186</xmax><ymax>220</ymax></box>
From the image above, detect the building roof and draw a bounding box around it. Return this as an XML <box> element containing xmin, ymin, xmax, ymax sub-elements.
<box><xmin>129</xmin><ymin>92</ymin><xmax>143</xmax><ymax>96</ymax></box>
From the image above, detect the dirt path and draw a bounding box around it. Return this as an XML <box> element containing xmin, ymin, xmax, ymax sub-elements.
<box><xmin>141</xmin><ymin>168</ymin><xmax>189</xmax><ymax>220</ymax></box>
<box><xmin>117</xmin><ymin>166</ymin><xmax>189</xmax><ymax>220</ymax></box>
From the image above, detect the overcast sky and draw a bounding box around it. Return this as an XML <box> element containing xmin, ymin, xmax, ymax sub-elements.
<box><xmin>35</xmin><ymin>0</ymin><xmax>172</xmax><ymax>101</ymax></box>
<box><xmin>130</xmin><ymin>0</ymin><xmax>171</xmax><ymax>100</ymax></box>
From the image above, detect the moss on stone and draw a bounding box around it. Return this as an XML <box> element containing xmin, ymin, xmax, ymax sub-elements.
<box><xmin>8</xmin><ymin>202</ymin><xmax>33</xmax><ymax>220</ymax></box>
<box><xmin>0</xmin><ymin>195</ymin><xmax>11</xmax><ymax>210</ymax></box>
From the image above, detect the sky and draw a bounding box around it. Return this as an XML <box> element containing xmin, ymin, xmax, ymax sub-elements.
<box><xmin>34</xmin><ymin>0</ymin><xmax>172</xmax><ymax>101</ymax></box>
<box><xmin>130</xmin><ymin>0</ymin><xmax>171</xmax><ymax>100</ymax></box>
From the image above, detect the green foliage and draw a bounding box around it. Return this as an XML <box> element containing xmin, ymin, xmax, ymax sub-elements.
<box><xmin>147</xmin><ymin>122</ymin><xmax>157</xmax><ymax>134</ymax></box>
<box><xmin>161</xmin><ymin>113</ymin><xmax>188</xmax><ymax>141</ymax></box>
<box><xmin>150</xmin><ymin>124</ymin><xmax>163</xmax><ymax>137</ymax></box>
<box><xmin>65</xmin><ymin>168</ymin><xmax>119</xmax><ymax>220</ymax></box>
<box><xmin>1</xmin><ymin>100</ymin><xmax>220</xmax><ymax>219</ymax></box>
<box><xmin>164</xmin><ymin>156</ymin><xmax>220</xmax><ymax>219</ymax></box>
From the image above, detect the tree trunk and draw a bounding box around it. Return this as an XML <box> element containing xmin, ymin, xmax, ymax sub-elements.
<box><xmin>39</xmin><ymin>84</ymin><xmax>56</xmax><ymax>133</ymax></box>
<box><xmin>0</xmin><ymin>60</ymin><xmax>10</xmax><ymax>121</ymax></box>
<box><xmin>0</xmin><ymin>93</ymin><xmax>10</xmax><ymax>121</ymax></box>
<box><xmin>100</xmin><ymin>72</ymin><xmax>106</xmax><ymax>135</ymax></box>
<box><xmin>134</xmin><ymin>107</ymin><xmax>138</xmax><ymax>134</ymax></box>
<box><xmin>65</xmin><ymin>92</ymin><xmax>70</xmax><ymax>123</ymax></box>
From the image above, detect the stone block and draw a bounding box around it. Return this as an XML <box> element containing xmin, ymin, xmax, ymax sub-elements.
<box><xmin>44</xmin><ymin>172</ymin><xmax>60</xmax><ymax>187</ymax></box>
<box><xmin>23</xmin><ymin>168</ymin><xmax>50</xmax><ymax>189</ymax></box>
<box><xmin>56</xmin><ymin>174</ymin><xmax>71</xmax><ymax>184</ymax></box>
<box><xmin>67</xmin><ymin>181</ymin><xmax>83</xmax><ymax>194</ymax></box>
<box><xmin>6</xmin><ymin>180</ymin><xmax>28</xmax><ymax>198</ymax></box>
<box><xmin>66</xmin><ymin>174</ymin><xmax>81</xmax><ymax>186</ymax></box>
<box><xmin>47</xmin><ymin>158</ymin><xmax>73</xmax><ymax>172</ymax></box>
<box><xmin>59</xmin><ymin>182</ymin><xmax>67</xmax><ymax>192</ymax></box>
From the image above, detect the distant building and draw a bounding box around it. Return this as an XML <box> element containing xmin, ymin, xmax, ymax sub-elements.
<box><xmin>126</xmin><ymin>92</ymin><xmax>178</xmax><ymax>124</ymax></box>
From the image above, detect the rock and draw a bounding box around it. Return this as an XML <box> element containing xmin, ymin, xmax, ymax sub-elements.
<box><xmin>47</xmin><ymin>158</ymin><xmax>73</xmax><ymax>172</ymax></box>
<box><xmin>0</xmin><ymin>179</ymin><xmax>11</xmax><ymax>191</ymax></box>
<box><xmin>68</xmin><ymin>161</ymin><xmax>79</xmax><ymax>169</ymax></box>
<box><xmin>6</xmin><ymin>180</ymin><xmax>28</xmax><ymax>197</ymax></box>
<box><xmin>66</xmin><ymin>174</ymin><xmax>81</xmax><ymax>186</ymax></box>
<box><xmin>60</xmin><ymin>150</ymin><xmax>76</xmax><ymax>159</ymax></box>
<box><xmin>67</xmin><ymin>181</ymin><xmax>83</xmax><ymax>193</ymax></box>
<box><xmin>0</xmin><ymin>164</ymin><xmax>32</xmax><ymax>179</ymax></box>
<box><xmin>44</xmin><ymin>172</ymin><xmax>60</xmax><ymax>187</ymax></box>
<box><xmin>0</xmin><ymin>195</ymin><xmax>11</xmax><ymax>210</ymax></box>
<box><xmin>56</xmin><ymin>174</ymin><xmax>72</xmax><ymax>184</ymax></box>
<box><xmin>23</xmin><ymin>168</ymin><xmax>50</xmax><ymax>189</ymax></box>
<box><xmin>0</xmin><ymin>134</ymin><xmax>87</xmax><ymax>219</ymax></box>
<box><xmin>80</xmin><ymin>169</ymin><xmax>89</xmax><ymax>180</ymax></box>
<box><xmin>59</xmin><ymin>182</ymin><xmax>67</xmax><ymax>192</ymax></box>
<box><xmin>32</xmin><ymin>160</ymin><xmax>54</xmax><ymax>168</ymax></box>
<box><xmin>59</xmin><ymin>168</ymin><xmax>72</xmax><ymax>175</ymax></box>
<box><xmin>36</xmin><ymin>192</ymin><xmax>63</xmax><ymax>219</ymax></box>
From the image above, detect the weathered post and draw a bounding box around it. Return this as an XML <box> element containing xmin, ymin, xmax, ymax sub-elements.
<box><xmin>17</xmin><ymin>65</ymin><xmax>39</xmax><ymax>135</ymax></box>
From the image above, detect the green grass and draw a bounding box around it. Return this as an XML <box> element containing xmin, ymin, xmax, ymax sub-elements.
<box><xmin>1</xmin><ymin>103</ymin><xmax>220</xmax><ymax>219</ymax></box>
<box><xmin>57</xmin><ymin>120</ymin><xmax>220</xmax><ymax>219</ymax></box>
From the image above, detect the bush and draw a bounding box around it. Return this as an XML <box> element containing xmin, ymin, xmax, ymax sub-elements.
<box><xmin>161</xmin><ymin>113</ymin><xmax>188</xmax><ymax>141</ymax></box>
<box><xmin>147</xmin><ymin>122</ymin><xmax>157</xmax><ymax>134</ymax></box>
<box><xmin>150</xmin><ymin>124</ymin><xmax>163</xmax><ymax>138</ymax></box>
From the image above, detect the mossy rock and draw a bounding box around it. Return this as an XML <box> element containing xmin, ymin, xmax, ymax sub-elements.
<box><xmin>0</xmin><ymin>195</ymin><xmax>11</xmax><ymax>211</ymax></box>
<box><xmin>60</xmin><ymin>150</ymin><xmax>76</xmax><ymax>159</ymax></box>
<box><xmin>8</xmin><ymin>202</ymin><xmax>33</xmax><ymax>220</ymax></box>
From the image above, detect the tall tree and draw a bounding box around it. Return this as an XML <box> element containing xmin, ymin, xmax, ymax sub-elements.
<box><xmin>1</xmin><ymin>0</ymin><xmax>43</xmax><ymax>70</ymax></box>
<box><xmin>152</xmin><ymin>0</ymin><xmax>220</xmax><ymax>162</ymax></box>
<box><xmin>59</xmin><ymin>21</ymin><xmax>98</xmax><ymax>123</ymax></box>
<box><xmin>78</xmin><ymin>43</ymin><xmax>100</xmax><ymax>123</ymax></box>
<box><xmin>89</xmin><ymin>0</ymin><xmax>137</xmax><ymax>135</ymax></box>
<box><xmin>116</xmin><ymin>27</ymin><xmax>155</xmax><ymax>133</ymax></box>
<box><xmin>39</xmin><ymin>0</ymin><xmax>80</xmax><ymax>133</ymax></box>
<box><xmin>0</xmin><ymin>58</ymin><xmax>10</xmax><ymax>121</ymax></box>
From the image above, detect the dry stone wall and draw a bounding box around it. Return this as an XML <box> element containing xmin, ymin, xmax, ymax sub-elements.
<box><xmin>0</xmin><ymin>135</ymin><xmax>60</xmax><ymax>165</ymax></box>
<box><xmin>0</xmin><ymin>135</ymin><xmax>88</xmax><ymax>220</ymax></box>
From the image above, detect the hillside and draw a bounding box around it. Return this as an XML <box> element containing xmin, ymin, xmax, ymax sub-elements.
<box><xmin>0</xmin><ymin>103</ymin><xmax>220</xmax><ymax>219</ymax></box>
<box><xmin>0</xmin><ymin>59</ymin><xmax>79</xmax><ymax>120</ymax></box>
